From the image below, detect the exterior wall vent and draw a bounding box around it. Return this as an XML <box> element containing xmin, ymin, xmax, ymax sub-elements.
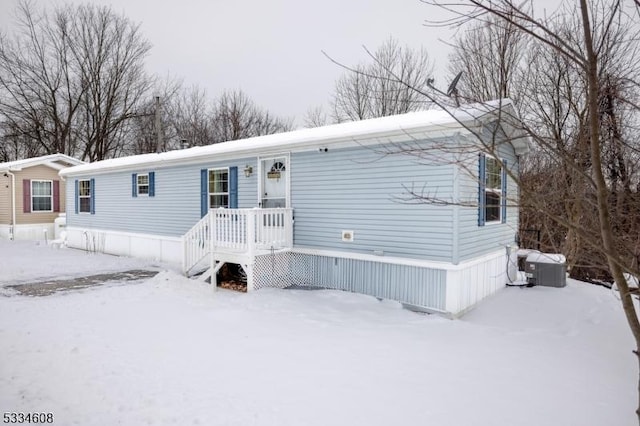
<box><xmin>341</xmin><ymin>230</ymin><xmax>354</xmax><ymax>242</ymax></box>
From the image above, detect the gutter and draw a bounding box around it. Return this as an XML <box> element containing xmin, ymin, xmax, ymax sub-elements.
<box><xmin>5</xmin><ymin>170</ymin><xmax>16</xmax><ymax>240</ymax></box>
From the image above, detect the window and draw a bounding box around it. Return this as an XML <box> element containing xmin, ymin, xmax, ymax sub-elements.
<box><xmin>200</xmin><ymin>167</ymin><xmax>237</xmax><ymax>217</ymax></box>
<box><xmin>137</xmin><ymin>174</ymin><xmax>149</xmax><ymax>195</ymax></box>
<box><xmin>209</xmin><ymin>168</ymin><xmax>229</xmax><ymax>208</ymax></box>
<box><xmin>23</xmin><ymin>179</ymin><xmax>59</xmax><ymax>213</ymax></box>
<box><xmin>484</xmin><ymin>157</ymin><xmax>502</xmax><ymax>223</ymax></box>
<box><xmin>132</xmin><ymin>172</ymin><xmax>155</xmax><ymax>197</ymax></box>
<box><xmin>31</xmin><ymin>180</ymin><xmax>52</xmax><ymax>212</ymax></box>
<box><xmin>79</xmin><ymin>179</ymin><xmax>92</xmax><ymax>213</ymax></box>
<box><xmin>479</xmin><ymin>154</ymin><xmax>506</xmax><ymax>226</ymax></box>
<box><xmin>270</xmin><ymin>161</ymin><xmax>286</xmax><ymax>172</ymax></box>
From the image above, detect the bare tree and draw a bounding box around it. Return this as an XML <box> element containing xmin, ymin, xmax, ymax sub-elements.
<box><xmin>510</xmin><ymin>2</ymin><xmax>640</xmax><ymax>284</ymax></box>
<box><xmin>211</xmin><ymin>89</ymin><xmax>292</xmax><ymax>143</ymax></box>
<box><xmin>168</xmin><ymin>84</ymin><xmax>212</xmax><ymax>148</ymax></box>
<box><xmin>518</xmin><ymin>12</ymin><xmax>593</xmax><ymax>277</ymax></box>
<box><xmin>303</xmin><ymin>105</ymin><xmax>329</xmax><ymax>128</ymax></box>
<box><xmin>0</xmin><ymin>2</ymin><xmax>85</xmax><ymax>158</ymax></box>
<box><xmin>330</xmin><ymin>37</ymin><xmax>435</xmax><ymax>122</ymax></box>
<box><xmin>448</xmin><ymin>13</ymin><xmax>527</xmax><ymax>105</ymax></box>
<box><xmin>128</xmin><ymin>76</ymin><xmax>182</xmax><ymax>154</ymax></box>
<box><xmin>420</xmin><ymin>0</ymin><xmax>640</xmax><ymax>421</ymax></box>
<box><xmin>0</xmin><ymin>125</ymin><xmax>43</xmax><ymax>161</ymax></box>
<box><xmin>67</xmin><ymin>4</ymin><xmax>152</xmax><ymax>160</ymax></box>
<box><xmin>0</xmin><ymin>1</ymin><xmax>153</xmax><ymax>161</ymax></box>
<box><xmin>445</xmin><ymin>6</ymin><xmax>591</xmax><ymax>278</ymax></box>
<box><xmin>443</xmin><ymin>0</ymin><xmax>640</xmax><ymax>284</ymax></box>
<box><xmin>129</xmin><ymin>85</ymin><xmax>292</xmax><ymax>152</ymax></box>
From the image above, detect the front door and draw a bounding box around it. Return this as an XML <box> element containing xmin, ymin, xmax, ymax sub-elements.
<box><xmin>260</xmin><ymin>156</ymin><xmax>288</xmax><ymax>208</ymax></box>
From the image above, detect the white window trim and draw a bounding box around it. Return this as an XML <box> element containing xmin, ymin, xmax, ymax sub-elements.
<box><xmin>78</xmin><ymin>179</ymin><xmax>92</xmax><ymax>214</ymax></box>
<box><xmin>484</xmin><ymin>156</ymin><xmax>503</xmax><ymax>224</ymax></box>
<box><xmin>208</xmin><ymin>167</ymin><xmax>229</xmax><ymax>209</ymax></box>
<box><xmin>136</xmin><ymin>173</ymin><xmax>150</xmax><ymax>196</ymax></box>
<box><xmin>31</xmin><ymin>179</ymin><xmax>53</xmax><ymax>213</ymax></box>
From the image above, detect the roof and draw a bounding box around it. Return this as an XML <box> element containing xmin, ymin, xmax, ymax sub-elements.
<box><xmin>60</xmin><ymin>99</ymin><xmax>531</xmax><ymax>177</ymax></box>
<box><xmin>0</xmin><ymin>153</ymin><xmax>85</xmax><ymax>172</ymax></box>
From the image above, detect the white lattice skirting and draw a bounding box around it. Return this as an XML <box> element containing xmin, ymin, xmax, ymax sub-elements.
<box><xmin>253</xmin><ymin>251</ymin><xmax>303</xmax><ymax>290</ymax></box>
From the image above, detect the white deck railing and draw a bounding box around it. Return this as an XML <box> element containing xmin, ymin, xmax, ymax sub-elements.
<box><xmin>183</xmin><ymin>213</ymin><xmax>211</xmax><ymax>275</ymax></box>
<box><xmin>183</xmin><ymin>208</ymin><xmax>293</xmax><ymax>275</ymax></box>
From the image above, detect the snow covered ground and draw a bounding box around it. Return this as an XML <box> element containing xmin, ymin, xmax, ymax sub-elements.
<box><xmin>0</xmin><ymin>240</ymin><xmax>636</xmax><ymax>425</ymax></box>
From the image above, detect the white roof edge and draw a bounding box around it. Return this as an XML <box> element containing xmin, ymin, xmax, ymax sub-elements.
<box><xmin>0</xmin><ymin>153</ymin><xmax>85</xmax><ymax>172</ymax></box>
<box><xmin>60</xmin><ymin>99</ymin><xmax>527</xmax><ymax>177</ymax></box>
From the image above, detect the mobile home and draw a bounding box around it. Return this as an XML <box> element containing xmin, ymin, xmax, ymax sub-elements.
<box><xmin>0</xmin><ymin>154</ymin><xmax>84</xmax><ymax>240</ymax></box>
<box><xmin>59</xmin><ymin>100</ymin><xmax>529</xmax><ymax>315</ymax></box>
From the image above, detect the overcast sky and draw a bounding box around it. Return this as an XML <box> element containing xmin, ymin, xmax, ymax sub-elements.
<box><xmin>0</xmin><ymin>0</ymin><xmax>465</xmax><ymax>125</ymax></box>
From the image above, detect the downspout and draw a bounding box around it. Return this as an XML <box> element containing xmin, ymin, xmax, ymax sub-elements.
<box><xmin>59</xmin><ymin>174</ymin><xmax>66</xmax><ymax>237</ymax></box>
<box><xmin>6</xmin><ymin>170</ymin><xmax>16</xmax><ymax>240</ymax></box>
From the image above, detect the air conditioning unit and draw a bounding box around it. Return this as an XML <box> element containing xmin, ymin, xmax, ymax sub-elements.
<box><xmin>524</xmin><ymin>253</ymin><xmax>567</xmax><ymax>288</ymax></box>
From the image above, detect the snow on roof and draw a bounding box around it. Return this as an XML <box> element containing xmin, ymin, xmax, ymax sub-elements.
<box><xmin>0</xmin><ymin>153</ymin><xmax>84</xmax><ymax>172</ymax></box>
<box><xmin>61</xmin><ymin>99</ymin><xmax>530</xmax><ymax>177</ymax></box>
<box><xmin>526</xmin><ymin>252</ymin><xmax>567</xmax><ymax>264</ymax></box>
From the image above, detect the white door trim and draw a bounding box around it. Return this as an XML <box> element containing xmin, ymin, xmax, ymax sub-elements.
<box><xmin>258</xmin><ymin>153</ymin><xmax>290</xmax><ymax>208</ymax></box>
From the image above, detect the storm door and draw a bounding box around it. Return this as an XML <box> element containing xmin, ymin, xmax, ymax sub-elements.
<box><xmin>260</xmin><ymin>156</ymin><xmax>288</xmax><ymax>208</ymax></box>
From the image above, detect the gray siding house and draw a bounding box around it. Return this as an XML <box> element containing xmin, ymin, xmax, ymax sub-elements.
<box><xmin>59</xmin><ymin>100</ymin><xmax>529</xmax><ymax>316</ymax></box>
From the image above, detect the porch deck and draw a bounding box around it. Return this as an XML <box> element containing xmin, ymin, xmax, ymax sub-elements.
<box><xmin>183</xmin><ymin>208</ymin><xmax>294</xmax><ymax>279</ymax></box>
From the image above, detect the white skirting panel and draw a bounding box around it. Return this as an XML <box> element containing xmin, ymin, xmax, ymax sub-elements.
<box><xmin>65</xmin><ymin>226</ymin><xmax>183</xmax><ymax>265</ymax></box>
<box><xmin>445</xmin><ymin>249</ymin><xmax>508</xmax><ymax>315</ymax></box>
<box><xmin>0</xmin><ymin>223</ymin><xmax>54</xmax><ymax>241</ymax></box>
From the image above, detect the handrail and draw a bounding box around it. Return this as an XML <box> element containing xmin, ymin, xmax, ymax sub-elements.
<box><xmin>182</xmin><ymin>211</ymin><xmax>212</xmax><ymax>275</ymax></box>
<box><xmin>182</xmin><ymin>208</ymin><xmax>293</xmax><ymax>276</ymax></box>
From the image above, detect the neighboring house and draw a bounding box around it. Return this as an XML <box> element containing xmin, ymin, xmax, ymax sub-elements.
<box><xmin>0</xmin><ymin>154</ymin><xmax>85</xmax><ymax>240</ymax></box>
<box><xmin>59</xmin><ymin>100</ymin><xmax>530</xmax><ymax>316</ymax></box>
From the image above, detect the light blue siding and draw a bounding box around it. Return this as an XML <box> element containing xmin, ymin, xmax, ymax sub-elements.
<box><xmin>65</xmin><ymin>128</ymin><xmax>521</xmax><ymax>265</ymax></box>
<box><xmin>456</xmin><ymin>136</ymin><xmax>520</xmax><ymax>262</ymax></box>
<box><xmin>291</xmin><ymin>142</ymin><xmax>455</xmax><ymax>262</ymax></box>
<box><xmin>66</xmin><ymin>157</ymin><xmax>258</xmax><ymax>236</ymax></box>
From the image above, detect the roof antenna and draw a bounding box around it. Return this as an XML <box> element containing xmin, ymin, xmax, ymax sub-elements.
<box><xmin>427</xmin><ymin>71</ymin><xmax>463</xmax><ymax>107</ymax></box>
<box><xmin>447</xmin><ymin>72</ymin><xmax>463</xmax><ymax>107</ymax></box>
